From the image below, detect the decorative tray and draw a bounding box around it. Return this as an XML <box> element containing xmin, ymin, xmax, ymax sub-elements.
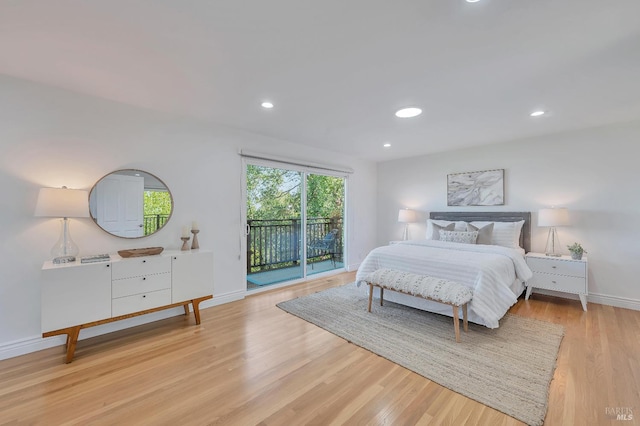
<box><xmin>117</xmin><ymin>247</ymin><xmax>164</xmax><ymax>258</ymax></box>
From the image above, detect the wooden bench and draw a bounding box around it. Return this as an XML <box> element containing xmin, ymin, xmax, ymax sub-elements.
<box><xmin>365</xmin><ymin>269</ymin><xmax>473</xmax><ymax>342</ymax></box>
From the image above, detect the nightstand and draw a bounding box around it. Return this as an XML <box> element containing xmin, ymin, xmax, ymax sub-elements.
<box><xmin>525</xmin><ymin>252</ymin><xmax>588</xmax><ymax>311</ymax></box>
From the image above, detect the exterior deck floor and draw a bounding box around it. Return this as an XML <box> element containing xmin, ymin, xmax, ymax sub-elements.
<box><xmin>247</xmin><ymin>259</ymin><xmax>344</xmax><ymax>289</ymax></box>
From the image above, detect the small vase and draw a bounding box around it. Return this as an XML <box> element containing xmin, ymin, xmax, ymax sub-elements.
<box><xmin>571</xmin><ymin>252</ymin><xmax>582</xmax><ymax>260</ymax></box>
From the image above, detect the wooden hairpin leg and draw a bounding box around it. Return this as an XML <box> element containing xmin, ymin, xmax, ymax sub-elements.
<box><xmin>368</xmin><ymin>283</ymin><xmax>374</xmax><ymax>312</ymax></box>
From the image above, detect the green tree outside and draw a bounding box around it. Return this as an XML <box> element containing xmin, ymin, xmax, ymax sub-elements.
<box><xmin>143</xmin><ymin>191</ymin><xmax>172</xmax><ymax>235</ymax></box>
<box><xmin>247</xmin><ymin>166</ymin><xmax>301</xmax><ymax>220</ymax></box>
<box><xmin>247</xmin><ymin>165</ymin><xmax>344</xmax><ymax>220</ymax></box>
<box><xmin>306</xmin><ymin>174</ymin><xmax>344</xmax><ymax>220</ymax></box>
<box><xmin>144</xmin><ymin>191</ymin><xmax>172</xmax><ymax>216</ymax></box>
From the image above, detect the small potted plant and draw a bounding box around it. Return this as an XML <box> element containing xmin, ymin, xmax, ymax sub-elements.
<box><xmin>567</xmin><ymin>242</ymin><xmax>587</xmax><ymax>260</ymax></box>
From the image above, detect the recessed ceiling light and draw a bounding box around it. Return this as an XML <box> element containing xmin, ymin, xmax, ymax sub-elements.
<box><xmin>530</xmin><ymin>110</ymin><xmax>545</xmax><ymax>117</ymax></box>
<box><xmin>466</xmin><ymin>0</ymin><xmax>481</xmax><ymax>3</ymax></box>
<box><xmin>261</xmin><ymin>101</ymin><xmax>274</xmax><ymax>109</ymax></box>
<box><xmin>383</xmin><ymin>143</ymin><xmax>391</xmax><ymax>148</ymax></box>
<box><xmin>395</xmin><ymin>107</ymin><xmax>422</xmax><ymax>118</ymax></box>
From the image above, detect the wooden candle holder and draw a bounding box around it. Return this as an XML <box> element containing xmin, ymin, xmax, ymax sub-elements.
<box><xmin>180</xmin><ymin>237</ymin><xmax>190</xmax><ymax>251</ymax></box>
<box><xmin>191</xmin><ymin>230</ymin><xmax>200</xmax><ymax>249</ymax></box>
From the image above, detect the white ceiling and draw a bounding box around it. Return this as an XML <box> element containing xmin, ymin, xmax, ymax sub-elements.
<box><xmin>1</xmin><ymin>0</ymin><xmax>639</xmax><ymax>162</ymax></box>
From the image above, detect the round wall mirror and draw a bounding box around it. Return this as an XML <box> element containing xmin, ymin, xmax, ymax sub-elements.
<box><xmin>89</xmin><ymin>169</ymin><xmax>173</xmax><ymax>238</ymax></box>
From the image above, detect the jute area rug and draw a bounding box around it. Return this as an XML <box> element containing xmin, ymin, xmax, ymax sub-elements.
<box><xmin>277</xmin><ymin>284</ymin><xmax>564</xmax><ymax>426</ymax></box>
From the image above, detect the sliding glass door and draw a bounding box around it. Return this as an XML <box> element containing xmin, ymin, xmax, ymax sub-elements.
<box><xmin>246</xmin><ymin>164</ymin><xmax>303</xmax><ymax>289</ymax></box>
<box><xmin>305</xmin><ymin>173</ymin><xmax>344</xmax><ymax>276</ymax></box>
<box><xmin>245</xmin><ymin>162</ymin><xmax>345</xmax><ymax>290</ymax></box>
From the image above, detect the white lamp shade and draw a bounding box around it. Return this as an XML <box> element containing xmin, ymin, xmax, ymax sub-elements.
<box><xmin>398</xmin><ymin>209</ymin><xmax>417</xmax><ymax>223</ymax></box>
<box><xmin>538</xmin><ymin>208</ymin><xmax>569</xmax><ymax>227</ymax></box>
<box><xmin>34</xmin><ymin>187</ymin><xmax>90</xmax><ymax>218</ymax></box>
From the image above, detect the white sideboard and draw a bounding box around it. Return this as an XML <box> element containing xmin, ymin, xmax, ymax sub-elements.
<box><xmin>41</xmin><ymin>249</ymin><xmax>213</xmax><ymax>363</ymax></box>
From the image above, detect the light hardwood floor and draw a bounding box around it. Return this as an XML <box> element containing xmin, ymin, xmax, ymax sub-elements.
<box><xmin>0</xmin><ymin>272</ymin><xmax>638</xmax><ymax>425</ymax></box>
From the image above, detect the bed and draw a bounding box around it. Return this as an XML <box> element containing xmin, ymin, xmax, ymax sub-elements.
<box><xmin>355</xmin><ymin>212</ymin><xmax>533</xmax><ymax>328</ymax></box>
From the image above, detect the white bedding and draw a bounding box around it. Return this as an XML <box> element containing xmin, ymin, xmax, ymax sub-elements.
<box><xmin>355</xmin><ymin>240</ymin><xmax>533</xmax><ymax>328</ymax></box>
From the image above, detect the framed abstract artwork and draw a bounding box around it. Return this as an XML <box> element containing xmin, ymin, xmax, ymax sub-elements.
<box><xmin>447</xmin><ymin>169</ymin><xmax>504</xmax><ymax>206</ymax></box>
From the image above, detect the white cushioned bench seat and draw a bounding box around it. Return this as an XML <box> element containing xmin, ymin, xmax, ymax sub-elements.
<box><xmin>365</xmin><ymin>268</ymin><xmax>473</xmax><ymax>342</ymax></box>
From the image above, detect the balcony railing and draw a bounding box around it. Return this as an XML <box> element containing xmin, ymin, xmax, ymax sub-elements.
<box><xmin>247</xmin><ymin>217</ymin><xmax>343</xmax><ymax>273</ymax></box>
<box><xmin>144</xmin><ymin>214</ymin><xmax>170</xmax><ymax>235</ymax></box>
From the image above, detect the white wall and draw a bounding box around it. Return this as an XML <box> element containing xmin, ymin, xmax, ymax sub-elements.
<box><xmin>377</xmin><ymin>122</ymin><xmax>640</xmax><ymax>308</ymax></box>
<box><xmin>0</xmin><ymin>76</ymin><xmax>378</xmax><ymax>358</ymax></box>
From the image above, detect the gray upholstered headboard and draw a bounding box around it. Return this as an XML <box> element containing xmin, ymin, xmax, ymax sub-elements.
<box><xmin>429</xmin><ymin>211</ymin><xmax>531</xmax><ymax>253</ymax></box>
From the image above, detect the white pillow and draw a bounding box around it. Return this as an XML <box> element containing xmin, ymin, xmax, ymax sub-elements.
<box><xmin>470</xmin><ymin>220</ymin><xmax>524</xmax><ymax>249</ymax></box>
<box><xmin>439</xmin><ymin>230</ymin><xmax>479</xmax><ymax>244</ymax></box>
<box><xmin>426</xmin><ymin>219</ymin><xmax>467</xmax><ymax>239</ymax></box>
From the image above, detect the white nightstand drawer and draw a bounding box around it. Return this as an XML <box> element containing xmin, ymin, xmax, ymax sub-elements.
<box><xmin>528</xmin><ymin>273</ymin><xmax>586</xmax><ymax>294</ymax></box>
<box><xmin>112</xmin><ymin>272</ymin><xmax>171</xmax><ymax>298</ymax></box>
<box><xmin>112</xmin><ymin>256</ymin><xmax>171</xmax><ymax>280</ymax></box>
<box><xmin>112</xmin><ymin>289</ymin><xmax>172</xmax><ymax>316</ymax></box>
<box><xmin>526</xmin><ymin>257</ymin><xmax>585</xmax><ymax>278</ymax></box>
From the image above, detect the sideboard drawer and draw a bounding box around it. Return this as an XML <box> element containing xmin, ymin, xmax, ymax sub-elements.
<box><xmin>111</xmin><ymin>256</ymin><xmax>171</xmax><ymax>280</ymax></box>
<box><xmin>112</xmin><ymin>272</ymin><xmax>171</xmax><ymax>298</ymax></box>
<box><xmin>526</xmin><ymin>257</ymin><xmax>585</xmax><ymax>277</ymax></box>
<box><xmin>112</xmin><ymin>289</ymin><xmax>172</xmax><ymax>316</ymax></box>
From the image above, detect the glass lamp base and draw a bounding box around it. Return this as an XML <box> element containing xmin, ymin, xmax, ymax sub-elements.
<box><xmin>51</xmin><ymin>218</ymin><xmax>80</xmax><ymax>260</ymax></box>
<box><xmin>544</xmin><ymin>227</ymin><xmax>562</xmax><ymax>257</ymax></box>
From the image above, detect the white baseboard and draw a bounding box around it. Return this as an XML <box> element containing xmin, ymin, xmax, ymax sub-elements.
<box><xmin>0</xmin><ymin>335</ymin><xmax>65</xmax><ymax>361</ymax></box>
<box><xmin>346</xmin><ymin>262</ymin><xmax>361</xmax><ymax>272</ymax></box>
<box><xmin>199</xmin><ymin>290</ymin><xmax>245</xmax><ymax>309</ymax></box>
<box><xmin>588</xmin><ymin>292</ymin><xmax>640</xmax><ymax>311</ymax></box>
<box><xmin>0</xmin><ymin>290</ymin><xmax>246</xmax><ymax>361</ymax></box>
<box><xmin>530</xmin><ymin>289</ymin><xmax>640</xmax><ymax>311</ymax></box>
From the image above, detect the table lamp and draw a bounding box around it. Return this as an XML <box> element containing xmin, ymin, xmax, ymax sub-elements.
<box><xmin>538</xmin><ymin>207</ymin><xmax>569</xmax><ymax>257</ymax></box>
<box><xmin>398</xmin><ymin>208</ymin><xmax>417</xmax><ymax>240</ymax></box>
<box><xmin>35</xmin><ymin>186</ymin><xmax>89</xmax><ymax>263</ymax></box>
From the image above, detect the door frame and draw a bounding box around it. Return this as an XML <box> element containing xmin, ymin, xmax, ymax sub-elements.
<box><xmin>240</xmin><ymin>157</ymin><xmax>348</xmax><ymax>293</ymax></box>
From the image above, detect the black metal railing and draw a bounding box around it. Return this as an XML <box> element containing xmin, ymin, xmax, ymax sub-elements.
<box><xmin>247</xmin><ymin>217</ymin><xmax>343</xmax><ymax>273</ymax></box>
<box><xmin>144</xmin><ymin>214</ymin><xmax>170</xmax><ymax>235</ymax></box>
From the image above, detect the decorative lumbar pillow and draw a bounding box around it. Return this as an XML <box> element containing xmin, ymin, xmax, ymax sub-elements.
<box><xmin>430</xmin><ymin>222</ymin><xmax>455</xmax><ymax>240</ymax></box>
<box><xmin>439</xmin><ymin>230</ymin><xmax>479</xmax><ymax>244</ymax></box>
<box><xmin>467</xmin><ymin>222</ymin><xmax>494</xmax><ymax>245</ymax></box>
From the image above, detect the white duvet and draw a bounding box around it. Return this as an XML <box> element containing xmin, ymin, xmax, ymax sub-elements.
<box><xmin>355</xmin><ymin>240</ymin><xmax>533</xmax><ymax>328</ymax></box>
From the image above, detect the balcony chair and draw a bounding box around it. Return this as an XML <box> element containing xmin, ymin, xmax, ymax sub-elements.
<box><xmin>308</xmin><ymin>229</ymin><xmax>339</xmax><ymax>269</ymax></box>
